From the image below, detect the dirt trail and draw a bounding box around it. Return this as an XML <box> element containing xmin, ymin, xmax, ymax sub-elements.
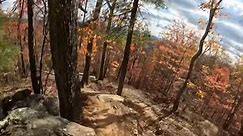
<box><xmin>82</xmin><ymin>81</ymin><xmax>219</xmax><ymax>136</ymax></box>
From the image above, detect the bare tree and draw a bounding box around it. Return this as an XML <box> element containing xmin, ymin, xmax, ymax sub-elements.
<box><xmin>80</xmin><ymin>38</ymin><xmax>93</xmax><ymax>87</ymax></box>
<box><xmin>0</xmin><ymin>0</ymin><xmax>6</xmax><ymax>4</ymax></box>
<box><xmin>17</xmin><ymin>0</ymin><xmax>27</xmax><ymax>77</ymax></box>
<box><xmin>80</xmin><ymin>0</ymin><xmax>104</xmax><ymax>28</ymax></box>
<box><xmin>27</xmin><ymin>0</ymin><xmax>41</xmax><ymax>94</ymax></box>
<box><xmin>93</xmin><ymin>0</ymin><xmax>104</xmax><ymax>20</ymax></box>
<box><xmin>39</xmin><ymin>0</ymin><xmax>48</xmax><ymax>92</ymax></box>
<box><xmin>223</xmin><ymin>65</ymin><xmax>243</xmax><ymax>130</ymax></box>
<box><xmin>117</xmin><ymin>0</ymin><xmax>139</xmax><ymax>96</ymax></box>
<box><xmin>168</xmin><ymin>0</ymin><xmax>223</xmax><ymax>115</ymax></box>
<box><xmin>223</xmin><ymin>88</ymin><xmax>242</xmax><ymax>130</ymax></box>
<box><xmin>98</xmin><ymin>0</ymin><xmax>117</xmax><ymax>80</ymax></box>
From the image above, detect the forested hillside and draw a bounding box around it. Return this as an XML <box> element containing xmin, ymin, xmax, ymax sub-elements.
<box><xmin>0</xmin><ymin>0</ymin><xmax>242</xmax><ymax>136</ymax></box>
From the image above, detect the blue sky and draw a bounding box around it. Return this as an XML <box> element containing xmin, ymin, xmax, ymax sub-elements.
<box><xmin>2</xmin><ymin>0</ymin><xmax>243</xmax><ymax>61</ymax></box>
<box><xmin>140</xmin><ymin>0</ymin><xmax>243</xmax><ymax>61</ymax></box>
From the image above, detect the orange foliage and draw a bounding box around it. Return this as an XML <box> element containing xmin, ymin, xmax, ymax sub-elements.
<box><xmin>206</xmin><ymin>67</ymin><xmax>230</xmax><ymax>92</ymax></box>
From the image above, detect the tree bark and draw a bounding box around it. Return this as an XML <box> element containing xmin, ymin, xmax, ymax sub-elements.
<box><xmin>82</xmin><ymin>0</ymin><xmax>89</xmax><ymax>23</ymax></box>
<box><xmin>80</xmin><ymin>38</ymin><xmax>93</xmax><ymax>87</ymax></box>
<box><xmin>39</xmin><ymin>0</ymin><xmax>48</xmax><ymax>93</ymax></box>
<box><xmin>117</xmin><ymin>0</ymin><xmax>139</xmax><ymax>96</ymax></box>
<box><xmin>80</xmin><ymin>0</ymin><xmax>103</xmax><ymax>28</ymax></box>
<box><xmin>48</xmin><ymin>0</ymin><xmax>81</xmax><ymax>122</ymax></box>
<box><xmin>239</xmin><ymin>119</ymin><xmax>243</xmax><ymax>136</ymax></box>
<box><xmin>98</xmin><ymin>0</ymin><xmax>116</xmax><ymax>80</ymax></box>
<box><xmin>17</xmin><ymin>0</ymin><xmax>27</xmax><ymax>77</ymax></box>
<box><xmin>98</xmin><ymin>41</ymin><xmax>108</xmax><ymax>80</ymax></box>
<box><xmin>223</xmin><ymin>81</ymin><xmax>242</xmax><ymax>130</ymax></box>
<box><xmin>0</xmin><ymin>0</ymin><xmax>6</xmax><ymax>4</ymax></box>
<box><xmin>93</xmin><ymin>0</ymin><xmax>104</xmax><ymax>21</ymax></box>
<box><xmin>103</xmin><ymin>51</ymin><xmax>110</xmax><ymax>78</ymax></box>
<box><xmin>223</xmin><ymin>100</ymin><xmax>241</xmax><ymax>130</ymax></box>
<box><xmin>27</xmin><ymin>0</ymin><xmax>41</xmax><ymax>94</ymax></box>
<box><xmin>168</xmin><ymin>0</ymin><xmax>222</xmax><ymax>115</ymax></box>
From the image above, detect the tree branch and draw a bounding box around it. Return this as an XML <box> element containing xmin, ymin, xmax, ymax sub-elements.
<box><xmin>79</xmin><ymin>3</ymin><xmax>87</xmax><ymax>13</ymax></box>
<box><xmin>0</xmin><ymin>0</ymin><xmax>6</xmax><ymax>4</ymax></box>
<box><xmin>104</xmin><ymin>0</ymin><xmax>112</xmax><ymax>10</ymax></box>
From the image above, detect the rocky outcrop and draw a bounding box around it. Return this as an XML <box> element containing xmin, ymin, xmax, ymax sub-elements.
<box><xmin>195</xmin><ymin>120</ymin><xmax>219</xmax><ymax>136</ymax></box>
<box><xmin>0</xmin><ymin>108</ymin><xmax>95</xmax><ymax>136</ymax></box>
<box><xmin>0</xmin><ymin>89</ymin><xmax>95</xmax><ymax>136</ymax></box>
<box><xmin>82</xmin><ymin>90</ymin><xmax>141</xmax><ymax>136</ymax></box>
<box><xmin>0</xmin><ymin>89</ymin><xmax>32</xmax><ymax>117</ymax></box>
<box><xmin>81</xmin><ymin>85</ymin><xmax>222</xmax><ymax>136</ymax></box>
<box><xmin>0</xmin><ymin>89</ymin><xmax>60</xmax><ymax>119</ymax></box>
<box><xmin>0</xmin><ymin>87</ymin><xmax>221</xmax><ymax>136</ymax></box>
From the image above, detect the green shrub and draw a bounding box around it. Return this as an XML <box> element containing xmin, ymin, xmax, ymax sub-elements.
<box><xmin>0</xmin><ymin>40</ymin><xmax>19</xmax><ymax>72</ymax></box>
<box><xmin>0</xmin><ymin>16</ymin><xmax>19</xmax><ymax>73</ymax></box>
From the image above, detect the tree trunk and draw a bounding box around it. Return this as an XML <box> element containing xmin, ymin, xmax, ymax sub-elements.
<box><xmin>81</xmin><ymin>38</ymin><xmax>93</xmax><ymax>87</ymax></box>
<box><xmin>80</xmin><ymin>0</ymin><xmax>103</xmax><ymax>28</ymax></box>
<box><xmin>221</xmin><ymin>109</ymin><xmax>228</xmax><ymax>124</ymax></box>
<box><xmin>98</xmin><ymin>0</ymin><xmax>116</xmax><ymax>80</ymax></box>
<box><xmin>39</xmin><ymin>0</ymin><xmax>48</xmax><ymax>93</ymax></box>
<box><xmin>117</xmin><ymin>0</ymin><xmax>139</xmax><ymax>96</ymax></box>
<box><xmin>127</xmin><ymin>56</ymin><xmax>138</xmax><ymax>85</ymax></box>
<box><xmin>223</xmin><ymin>79</ymin><xmax>242</xmax><ymax>130</ymax></box>
<box><xmin>168</xmin><ymin>0</ymin><xmax>222</xmax><ymax>115</ymax></box>
<box><xmin>164</xmin><ymin>45</ymin><xmax>190</xmax><ymax>93</ymax></box>
<box><xmin>48</xmin><ymin>0</ymin><xmax>81</xmax><ymax>122</ymax></box>
<box><xmin>103</xmin><ymin>51</ymin><xmax>110</xmax><ymax>78</ymax></box>
<box><xmin>223</xmin><ymin>100</ymin><xmax>240</xmax><ymax>130</ymax></box>
<box><xmin>210</xmin><ymin>109</ymin><xmax>217</xmax><ymax>120</ymax></box>
<box><xmin>27</xmin><ymin>0</ymin><xmax>41</xmax><ymax>94</ymax></box>
<box><xmin>82</xmin><ymin>0</ymin><xmax>89</xmax><ymax>23</ymax></box>
<box><xmin>93</xmin><ymin>0</ymin><xmax>104</xmax><ymax>20</ymax></box>
<box><xmin>116</xmin><ymin>65</ymin><xmax>121</xmax><ymax>80</ymax></box>
<box><xmin>17</xmin><ymin>0</ymin><xmax>27</xmax><ymax>77</ymax></box>
<box><xmin>98</xmin><ymin>41</ymin><xmax>107</xmax><ymax>80</ymax></box>
<box><xmin>91</xmin><ymin>0</ymin><xmax>105</xmax><ymax>78</ymax></box>
<box><xmin>239</xmin><ymin>119</ymin><xmax>243</xmax><ymax>136</ymax></box>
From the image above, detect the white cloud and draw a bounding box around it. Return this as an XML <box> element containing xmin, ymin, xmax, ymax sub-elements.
<box><xmin>142</xmin><ymin>0</ymin><xmax>243</xmax><ymax>60</ymax></box>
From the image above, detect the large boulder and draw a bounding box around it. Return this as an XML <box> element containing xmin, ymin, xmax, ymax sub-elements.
<box><xmin>0</xmin><ymin>90</ymin><xmax>95</xmax><ymax>136</ymax></box>
<box><xmin>0</xmin><ymin>89</ymin><xmax>59</xmax><ymax>118</ymax></box>
<box><xmin>0</xmin><ymin>108</ymin><xmax>95</xmax><ymax>136</ymax></box>
<box><xmin>0</xmin><ymin>89</ymin><xmax>33</xmax><ymax>118</ymax></box>
<box><xmin>195</xmin><ymin>120</ymin><xmax>219</xmax><ymax>136</ymax></box>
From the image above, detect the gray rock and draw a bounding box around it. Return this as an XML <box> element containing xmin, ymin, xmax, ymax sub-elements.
<box><xmin>43</xmin><ymin>96</ymin><xmax>59</xmax><ymax>116</ymax></box>
<box><xmin>0</xmin><ymin>107</ymin><xmax>95</xmax><ymax>136</ymax></box>
<box><xmin>27</xmin><ymin>116</ymin><xmax>67</xmax><ymax>129</ymax></box>
<box><xmin>0</xmin><ymin>108</ymin><xmax>46</xmax><ymax>130</ymax></box>
<box><xmin>196</xmin><ymin>120</ymin><xmax>219</xmax><ymax>136</ymax></box>
<box><xmin>64</xmin><ymin>122</ymin><xmax>96</xmax><ymax>136</ymax></box>
<box><xmin>1</xmin><ymin>93</ymin><xmax>59</xmax><ymax>118</ymax></box>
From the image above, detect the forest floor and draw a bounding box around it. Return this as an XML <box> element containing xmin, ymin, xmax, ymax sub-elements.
<box><xmin>0</xmin><ymin>77</ymin><xmax>226</xmax><ymax>136</ymax></box>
